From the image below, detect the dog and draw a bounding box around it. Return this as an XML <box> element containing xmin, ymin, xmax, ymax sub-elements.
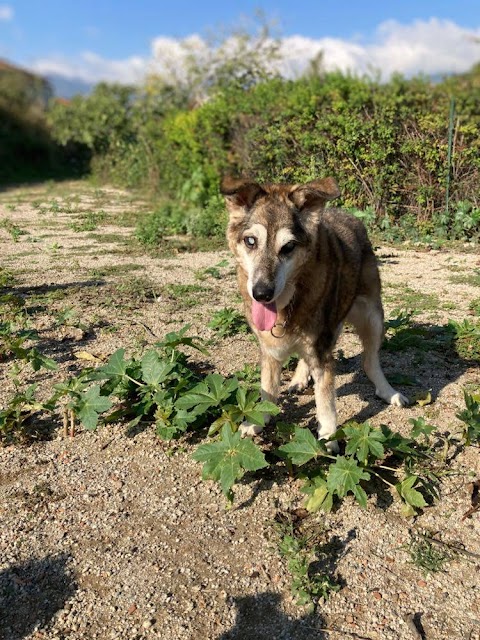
<box><xmin>221</xmin><ymin>175</ymin><xmax>408</xmax><ymax>451</ymax></box>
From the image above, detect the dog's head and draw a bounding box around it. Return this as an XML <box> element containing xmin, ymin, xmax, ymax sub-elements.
<box><xmin>221</xmin><ymin>176</ymin><xmax>340</xmax><ymax>331</ymax></box>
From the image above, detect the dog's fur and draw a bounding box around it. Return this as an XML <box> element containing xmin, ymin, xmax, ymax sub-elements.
<box><xmin>221</xmin><ymin>175</ymin><xmax>408</xmax><ymax>450</ymax></box>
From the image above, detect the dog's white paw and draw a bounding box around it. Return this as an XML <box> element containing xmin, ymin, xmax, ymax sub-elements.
<box><xmin>324</xmin><ymin>439</ymin><xmax>339</xmax><ymax>454</ymax></box>
<box><xmin>389</xmin><ymin>391</ymin><xmax>410</xmax><ymax>407</ymax></box>
<box><xmin>239</xmin><ymin>422</ymin><xmax>264</xmax><ymax>437</ymax></box>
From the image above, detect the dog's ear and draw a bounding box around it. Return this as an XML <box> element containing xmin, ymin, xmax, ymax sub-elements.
<box><xmin>220</xmin><ymin>176</ymin><xmax>266</xmax><ymax>213</ymax></box>
<box><xmin>289</xmin><ymin>177</ymin><xmax>340</xmax><ymax>211</ymax></box>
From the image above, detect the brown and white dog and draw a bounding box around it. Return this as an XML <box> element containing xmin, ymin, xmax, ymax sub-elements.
<box><xmin>222</xmin><ymin>175</ymin><xmax>408</xmax><ymax>451</ymax></box>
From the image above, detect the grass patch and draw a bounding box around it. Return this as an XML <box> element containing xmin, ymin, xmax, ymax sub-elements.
<box><xmin>0</xmin><ymin>218</ymin><xmax>28</xmax><ymax>242</ymax></box>
<box><xmin>70</xmin><ymin>210</ymin><xmax>108</xmax><ymax>232</ymax></box>
<box><xmin>448</xmin><ymin>269</ymin><xmax>480</xmax><ymax>287</ymax></box>
<box><xmin>162</xmin><ymin>283</ymin><xmax>208</xmax><ymax>308</ymax></box>
<box><xmin>469</xmin><ymin>297</ymin><xmax>480</xmax><ymax>317</ymax></box>
<box><xmin>384</xmin><ymin>285</ymin><xmax>439</xmax><ymax>312</ymax></box>
<box><xmin>88</xmin><ymin>263</ymin><xmax>143</xmax><ymax>278</ymax></box>
<box><xmin>85</xmin><ymin>232</ymin><xmax>129</xmax><ymax>244</ymax></box>
<box><xmin>404</xmin><ymin>532</ymin><xmax>452</xmax><ymax>574</ymax></box>
<box><xmin>208</xmin><ymin>307</ymin><xmax>249</xmax><ymax>338</ymax></box>
<box><xmin>116</xmin><ymin>276</ymin><xmax>160</xmax><ymax>302</ymax></box>
<box><xmin>274</xmin><ymin>515</ymin><xmax>340</xmax><ymax>608</ymax></box>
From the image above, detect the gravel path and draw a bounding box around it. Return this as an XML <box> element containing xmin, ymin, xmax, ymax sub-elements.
<box><xmin>1</xmin><ymin>182</ymin><xmax>479</xmax><ymax>640</ymax></box>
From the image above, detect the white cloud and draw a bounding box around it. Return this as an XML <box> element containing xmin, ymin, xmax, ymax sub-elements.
<box><xmin>30</xmin><ymin>51</ymin><xmax>148</xmax><ymax>84</ymax></box>
<box><xmin>0</xmin><ymin>4</ymin><xmax>13</xmax><ymax>21</ymax></box>
<box><xmin>27</xmin><ymin>18</ymin><xmax>480</xmax><ymax>86</ymax></box>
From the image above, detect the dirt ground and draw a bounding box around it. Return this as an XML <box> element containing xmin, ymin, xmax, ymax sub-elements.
<box><xmin>0</xmin><ymin>182</ymin><xmax>479</xmax><ymax>640</ymax></box>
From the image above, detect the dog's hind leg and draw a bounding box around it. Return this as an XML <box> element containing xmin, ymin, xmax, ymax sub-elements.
<box><xmin>239</xmin><ymin>353</ymin><xmax>282</xmax><ymax>437</ymax></box>
<box><xmin>288</xmin><ymin>358</ymin><xmax>311</xmax><ymax>393</ymax></box>
<box><xmin>347</xmin><ymin>296</ymin><xmax>409</xmax><ymax>406</ymax></box>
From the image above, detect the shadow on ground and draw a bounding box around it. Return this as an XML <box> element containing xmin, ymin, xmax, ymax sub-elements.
<box><xmin>216</xmin><ymin>592</ymin><xmax>328</xmax><ymax>640</ymax></box>
<box><xmin>0</xmin><ymin>553</ymin><xmax>77</xmax><ymax>640</ymax></box>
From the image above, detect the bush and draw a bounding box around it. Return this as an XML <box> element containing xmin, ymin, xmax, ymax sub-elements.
<box><xmin>49</xmin><ymin>64</ymin><xmax>480</xmax><ymax>238</ymax></box>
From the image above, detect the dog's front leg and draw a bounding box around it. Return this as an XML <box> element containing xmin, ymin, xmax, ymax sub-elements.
<box><xmin>309</xmin><ymin>356</ymin><xmax>339</xmax><ymax>453</ymax></box>
<box><xmin>239</xmin><ymin>352</ymin><xmax>282</xmax><ymax>437</ymax></box>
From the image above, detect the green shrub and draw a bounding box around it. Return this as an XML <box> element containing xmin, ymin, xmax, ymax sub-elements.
<box><xmin>48</xmin><ymin>63</ymin><xmax>480</xmax><ymax>235</ymax></box>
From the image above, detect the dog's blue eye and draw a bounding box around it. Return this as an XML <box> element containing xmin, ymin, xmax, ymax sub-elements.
<box><xmin>244</xmin><ymin>236</ymin><xmax>256</xmax><ymax>249</ymax></box>
<box><xmin>280</xmin><ymin>241</ymin><xmax>296</xmax><ymax>256</ymax></box>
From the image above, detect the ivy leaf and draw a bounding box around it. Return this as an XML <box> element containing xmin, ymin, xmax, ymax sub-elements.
<box><xmin>192</xmin><ymin>424</ymin><xmax>268</xmax><ymax>501</ymax></box>
<box><xmin>76</xmin><ymin>385</ymin><xmax>113</xmax><ymax>430</ymax></box>
<box><xmin>396</xmin><ymin>475</ymin><xmax>427</xmax><ymax>511</ymax></box>
<box><xmin>278</xmin><ymin>427</ymin><xmax>325</xmax><ymax>466</ymax></box>
<box><xmin>343</xmin><ymin>421</ymin><xmax>385</xmax><ymax>464</ymax></box>
<box><xmin>327</xmin><ymin>457</ymin><xmax>370</xmax><ymax>507</ymax></box>
<box><xmin>175</xmin><ymin>374</ymin><xmax>238</xmax><ymax>413</ymax></box>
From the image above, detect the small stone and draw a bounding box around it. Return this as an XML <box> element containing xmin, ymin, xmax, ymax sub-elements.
<box><xmin>127</xmin><ymin>603</ymin><xmax>137</xmax><ymax>615</ymax></box>
<box><xmin>417</xmin><ymin>580</ymin><xmax>427</xmax><ymax>588</ymax></box>
<box><xmin>372</xmin><ymin>591</ymin><xmax>383</xmax><ymax>600</ymax></box>
<box><xmin>346</xmin><ymin>614</ymin><xmax>355</xmax><ymax>624</ymax></box>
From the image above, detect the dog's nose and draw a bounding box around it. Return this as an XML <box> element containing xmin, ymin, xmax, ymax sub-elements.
<box><xmin>252</xmin><ymin>283</ymin><xmax>275</xmax><ymax>302</ymax></box>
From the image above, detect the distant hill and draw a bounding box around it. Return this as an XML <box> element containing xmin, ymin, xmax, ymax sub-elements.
<box><xmin>46</xmin><ymin>73</ymin><xmax>94</xmax><ymax>99</ymax></box>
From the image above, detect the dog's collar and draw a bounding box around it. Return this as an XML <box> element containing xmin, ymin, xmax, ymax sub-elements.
<box><xmin>270</xmin><ymin>296</ymin><xmax>295</xmax><ymax>339</ymax></box>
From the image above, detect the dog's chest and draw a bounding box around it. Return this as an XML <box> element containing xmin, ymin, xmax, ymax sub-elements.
<box><xmin>258</xmin><ymin>331</ymin><xmax>299</xmax><ymax>362</ymax></box>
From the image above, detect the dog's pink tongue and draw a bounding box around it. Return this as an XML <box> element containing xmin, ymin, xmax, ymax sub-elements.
<box><xmin>252</xmin><ymin>300</ymin><xmax>277</xmax><ymax>332</ymax></box>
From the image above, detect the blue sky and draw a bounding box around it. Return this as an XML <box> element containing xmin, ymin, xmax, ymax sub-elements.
<box><xmin>1</xmin><ymin>1</ymin><xmax>480</xmax><ymax>83</ymax></box>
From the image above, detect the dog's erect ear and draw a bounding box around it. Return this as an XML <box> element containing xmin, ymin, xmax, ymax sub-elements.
<box><xmin>289</xmin><ymin>177</ymin><xmax>340</xmax><ymax>211</ymax></box>
<box><xmin>220</xmin><ymin>176</ymin><xmax>266</xmax><ymax>212</ymax></box>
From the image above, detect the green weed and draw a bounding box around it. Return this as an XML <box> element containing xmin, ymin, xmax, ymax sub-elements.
<box><xmin>195</xmin><ymin>259</ymin><xmax>230</xmax><ymax>280</ymax></box>
<box><xmin>1</xmin><ymin>219</ymin><xmax>27</xmax><ymax>242</ymax></box>
<box><xmin>449</xmin><ymin>269</ymin><xmax>480</xmax><ymax>287</ymax></box>
<box><xmin>456</xmin><ymin>389</ymin><xmax>480</xmax><ymax>446</ymax></box>
<box><xmin>404</xmin><ymin>532</ymin><xmax>452</xmax><ymax>574</ymax></box>
<box><xmin>447</xmin><ymin>319</ymin><xmax>480</xmax><ymax>360</ymax></box>
<box><xmin>70</xmin><ymin>210</ymin><xmax>107</xmax><ymax>232</ymax></box>
<box><xmin>162</xmin><ymin>283</ymin><xmax>208</xmax><ymax>308</ymax></box>
<box><xmin>208</xmin><ymin>307</ymin><xmax>249</xmax><ymax>338</ymax></box>
<box><xmin>275</xmin><ymin>520</ymin><xmax>340</xmax><ymax>608</ymax></box>
<box><xmin>468</xmin><ymin>297</ymin><xmax>480</xmax><ymax>317</ymax></box>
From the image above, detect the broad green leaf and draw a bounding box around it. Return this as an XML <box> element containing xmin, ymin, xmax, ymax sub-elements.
<box><xmin>380</xmin><ymin>424</ymin><xmax>419</xmax><ymax>457</ymax></box>
<box><xmin>192</xmin><ymin>424</ymin><xmax>267</xmax><ymax>501</ymax></box>
<box><xmin>176</xmin><ymin>374</ymin><xmax>238</xmax><ymax>412</ymax></box>
<box><xmin>100</xmin><ymin>348</ymin><xmax>128</xmax><ymax>378</ymax></box>
<box><xmin>278</xmin><ymin>427</ymin><xmax>324</xmax><ymax>466</ymax></box>
<box><xmin>28</xmin><ymin>348</ymin><xmax>58</xmax><ymax>372</ymax></box>
<box><xmin>396</xmin><ymin>475</ymin><xmax>427</xmax><ymax>509</ymax></box>
<box><xmin>276</xmin><ymin>422</ymin><xmax>296</xmax><ymax>443</ymax></box>
<box><xmin>352</xmin><ymin>484</ymin><xmax>368</xmax><ymax>509</ymax></box>
<box><xmin>236</xmin><ymin>437</ymin><xmax>269</xmax><ymax>471</ymax></box>
<box><xmin>305</xmin><ymin>479</ymin><xmax>331</xmax><ymax>512</ymax></box>
<box><xmin>409</xmin><ymin>417</ymin><xmax>436</xmax><ymax>440</ymax></box>
<box><xmin>156</xmin><ymin>325</ymin><xmax>208</xmax><ymax>355</ymax></box>
<box><xmin>344</xmin><ymin>421</ymin><xmax>385</xmax><ymax>463</ymax></box>
<box><xmin>156</xmin><ymin>420</ymin><xmax>183</xmax><ymax>440</ymax></box>
<box><xmin>327</xmin><ymin>457</ymin><xmax>370</xmax><ymax>502</ymax></box>
<box><xmin>141</xmin><ymin>351</ymin><xmax>174</xmax><ymax>386</ymax></box>
<box><xmin>77</xmin><ymin>385</ymin><xmax>113</xmax><ymax>430</ymax></box>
